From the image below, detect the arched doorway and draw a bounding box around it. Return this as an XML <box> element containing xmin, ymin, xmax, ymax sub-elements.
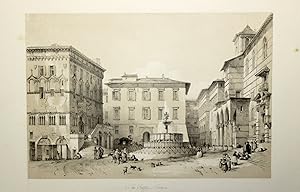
<box><xmin>56</xmin><ymin>136</ymin><xmax>68</xmax><ymax>160</ymax></box>
<box><xmin>143</xmin><ymin>132</ymin><xmax>150</xmax><ymax>142</ymax></box>
<box><xmin>36</xmin><ymin>137</ymin><xmax>52</xmax><ymax>161</ymax></box>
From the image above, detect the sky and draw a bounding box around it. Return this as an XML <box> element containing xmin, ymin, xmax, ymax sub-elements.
<box><xmin>26</xmin><ymin>13</ymin><xmax>270</xmax><ymax>99</ymax></box>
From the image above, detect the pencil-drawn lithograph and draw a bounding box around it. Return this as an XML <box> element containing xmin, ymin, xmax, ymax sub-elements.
<box><xmin>26</xmin><ymin>13</ymin><xmax>272</xmax><ymax>178</ymax></box>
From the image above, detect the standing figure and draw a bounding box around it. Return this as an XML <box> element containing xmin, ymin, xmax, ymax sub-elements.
<box><xmin>94</xmin><ymin>146</ymin><xmax>98</xmax><ymax>160</ymax></box>
<box><xmin>246</xmin><ymin>142</ymin><xmax>252</xmax><ymax>154</ymax></box>
<box><xmin>114</xmin><ymin>149</ymin><xmax>121</xmax><ymax>164</ymax></box>
<box><xmin>225</xmin><ymin>154</ymin><xmax>231</xmax><ymax>171</ymax></box>
<box><xmin>98</xmin><ymin>146</ymin><xmax>104</xmax><ymax>159</ymax></box>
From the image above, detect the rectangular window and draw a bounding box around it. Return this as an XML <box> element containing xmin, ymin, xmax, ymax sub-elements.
<box><xmin>128</xmin><ymin>89</ymin><xmax>136</xmax><ymax>101</ymax></box>
<box><xmin>112</xmin><ymin>89</ymin><xmax>121</xmax><ymax>101</ymax></box>
<box><xmin>39</xmin><ymin>87</ymin><xmax>44</xmax><ymax>99</ymax></box>
<box><xmin>128</xmin><ymin>107</ymin><xmax>135</xmax><ymax>120</ymax></box>
<box><xmin>49</xmin><ymin>65</ymin><xmax>55</xmax><ymax>76</ymax></box>
<box><xmin>50</xmin><ymin>89</ymin><xmax>54</xmax><ymax>96</ymax></box>
<box><xmin>105</xmin><ymin>95</ymin><xmax>108</xmax><ymax>103</ymax></box>
<box><xmin>173</xmin><ymin>107</ymin><xmax>179</xmax><ymax>120</ymax></box>
<box><xmin>173</xmin><ymin>89</ymin><xmax>179</xmax><ymax>101</ymax></box>
<box><xmin>105</xmin><ymin>111</ymin><xmax>108</xmax><ymax>121</ymax></box>
<box><xmin>113</xmin><ymin>107</ymin><xmax>120</xmax><ymax>120</ymax></box>
<box><xmin>38</xmin><ymin>66</ymin><xmax>44</xmax><ymax>77</ymax></box>
<box><xmin>49</xmin><ymin>115</ymin><xmax>56</xmax><ymax>125</ymax></box>
<box><xmin>236</xmin><ymin>91</ymin><xmax>241</xmax><ymax>98</ymax></box>
<box><xmin>30</xmin><ymin>131</ymin><xmax>33</xmax><ymax>139</ymax></box>
<box><xmin>158</xmin><ymin>89</ymin><xmax>164</xmax><ymax>101</ymax></box>
<box><xmin>129</xmin><ymin>126</ymin><xmax>134</xmax><ymax>134</ymax></box>
<box><xmin>142</xmin><ymin>89</ymin><xmax>151</xmax><ymax>101</ymax></box>
<box><xmin>142</xmin><ymin>107</ymin><xmax>151</xmax><ymax>120</ymax></box>
<box><xmin>115</xmin><ymin>126</ymin><xmax>119</xmax><ymax>134</ymax></box>
<box><xmin>59</xmin><ymin>115</ymin><xmax>66</xmax><ymax>125</ymax></box>
<box><xmin>158</xmin><ymin>107</ymin><xmax>164</xmax><ymax>120</ymax></box>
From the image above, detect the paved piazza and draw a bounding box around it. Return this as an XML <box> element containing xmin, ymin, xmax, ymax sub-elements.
<box><xmin>29</xmin><ymin>144</ymin><xmax>270</xmax><ymax>178</ymax></box>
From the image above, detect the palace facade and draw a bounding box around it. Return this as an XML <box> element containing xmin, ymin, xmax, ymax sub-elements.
<box><xmin>196</xmin><ymin>14</ymin><xmax>273</xmax><ymax>147</ymax></box>
<box><xmin>26</xmin><ymin>44</ymin><xmax>112</xmax><ymax>161</ymax></box>
<box><xmin>103</xmin><ymin>74</ymin><xmax>191</xmax><ymax>143</ymax></box>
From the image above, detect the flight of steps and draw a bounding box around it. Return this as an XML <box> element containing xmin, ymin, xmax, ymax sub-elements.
<box><xmin>79</xmin><ymin>140</ymin><xmax>111</xmax><ymax>159</ymax></box>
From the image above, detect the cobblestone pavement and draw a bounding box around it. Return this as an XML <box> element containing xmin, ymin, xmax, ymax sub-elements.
<box><xmin>28</xmin><ymin>144</ymin><xmax>271</xmax><ymax>178</ymax></box>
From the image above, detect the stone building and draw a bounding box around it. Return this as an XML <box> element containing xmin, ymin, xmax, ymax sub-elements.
<box><xmin>26</xmin><ymin>44</ymin><xmax>112</xmax><ymax>161</ymax></box>
<box><xmin>103</xmin><ymin>74</ymin><xmax>190</xmax><ymax>144</ymax></box>
<box><xmin>196</xmin><ymin>14</ymin><xmax>273</xmax><ymax>147</ymax></box>
<box><xmin>196</xmin><ymin>80</ymin><xmax>225</xmax><ymax>147</ymax></box>
<box><xmin>186</xmin><ymin>100</ymin><xmax>200</xmax><ymax>147</ymax></box>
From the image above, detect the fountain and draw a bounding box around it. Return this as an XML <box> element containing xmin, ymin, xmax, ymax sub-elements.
<box><xmin>133</xmin><ymin>110</ymin><xmax>197</xmax><ymax>160</ymax></box>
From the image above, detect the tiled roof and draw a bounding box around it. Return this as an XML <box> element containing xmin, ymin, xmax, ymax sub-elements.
<box><xmin>233</xmin><ymin>25</ymin><xmax>256</xmax><ymax>42</ymax></box>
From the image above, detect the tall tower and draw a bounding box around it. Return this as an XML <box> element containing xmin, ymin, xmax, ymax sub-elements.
<box><xmin>233</xmin><ymin>25</ymin><xmax>256</xmax><ymax>55</ymax></box>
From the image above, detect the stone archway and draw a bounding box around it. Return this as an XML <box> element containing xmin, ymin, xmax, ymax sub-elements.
<box><xmin>143</xmin><ymin>132</ymin><xmax>150</xmax><ymax>142</ymax></box>
<box><xmin>220</xmin><ymin>109</ymin><xmax>225</xmax><ymax>146</ymax></box>
<box><xmin>36</xmin><ymin>137</ymin><xmax>52</xmax><ymax>161</ymax></box>
<box><xmin>56</xmin><ymin>136</ymin><xmax>68</xmax><ymax>160</ymax></box>
<box><xmin>216</xmin><ymin>113</ymin><xmax>220</xmax><ymax>146</ymax></box>
<box><xmin>225</xmin><ymin>107</ymin><xmax>231</xmax><ymax>146</ymax></box>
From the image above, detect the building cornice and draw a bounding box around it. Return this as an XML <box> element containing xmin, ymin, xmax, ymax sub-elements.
<box><xmin>26</xmin><ymin>45</ymin><xmax>106</xmax><ymax>72</ymax></box>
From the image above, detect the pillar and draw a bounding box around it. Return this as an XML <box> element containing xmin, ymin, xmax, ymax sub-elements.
<box><xmin>255</xmin><ymin>110</ymin><xmax>260</xmax><ymax>141</ymax></box>
<box><xmin>264</xmin><ymin>107</ymin><xmax>270</xmax><ymax>143</ymax></box>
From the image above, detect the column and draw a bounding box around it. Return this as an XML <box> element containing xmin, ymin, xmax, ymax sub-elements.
<box><xmin>106</xmin><ymin>135</ymin><xmax>110</xmax><ymax>149</ymax></box>
<box><xmin>255</xmin><ymin>110</ymin><xmax>260</xmax><ymax>141</ymax></box>
<box><xmin>264</xmin><ymin>107</ymin><xmax>270</xmax><ymax>143</ymax></box>
<box><xmin>217</xmin><ymin>126</ymin><xmax>220</xmax><ymax>146</ymax></box>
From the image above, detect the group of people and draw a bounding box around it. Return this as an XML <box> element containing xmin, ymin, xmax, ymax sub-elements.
<box><xmin>94</xmin><ymin>146</ymin><xmax>104</xmax><ymax>160</ymax></box>
<box><xmin>219</xmin><ymin>140</ymin><xmax>261</xmax><ymax>172</ymax></box>
<box><xmin>110</xmin><ymin>148</ymin><xmax>128</xmax><ymax>164</ymax></box>
<box><xmin>219</xmin><ymin>153</ymin><xmax>232</xmax><ymax>172</ymax></box>
<box><xmin>109</xmin><ymin>148</ymin><xmax>141</xmax><ymax>164</ymax></box>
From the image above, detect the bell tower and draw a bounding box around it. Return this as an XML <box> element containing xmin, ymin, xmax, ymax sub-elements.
<box><xmin>233</xmin><ymin>25</ymin><xmax>256</xmax><ymax>55</ymax></box>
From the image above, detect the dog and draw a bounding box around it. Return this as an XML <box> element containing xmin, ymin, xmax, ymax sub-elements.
<box><xmin>151</xmin><ymin>162</ymin><xmax>156</xmax><ymax>167</ymax></box>
<box><xmin>156</xmin><ymin>162</ymin><xmax>163</xmax><ymax>166</ymax></box>
<box><xmin>123</xmin><ymin>166</ymin><xmax>128</xmax><ymax>175</ymax></box>
<box><xmin>130</xmin><ymin>165</ymin><xmax>137</xmax><ymax>170</ymax></box>
<box><xmin>137</xmin><ymin>167</ymin><xmax>142</xmax><ymax>171</ymax></box>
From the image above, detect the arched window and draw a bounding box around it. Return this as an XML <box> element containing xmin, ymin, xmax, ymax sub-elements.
<box><xmin>252</xmin><ymin>50</ymin><xmax>256</xmax><ymax>69</ymax></box>
<box><xmin>263</xmin><ymin>37</ymin><xmax>268</xmax><ymax>59</ymax></box>
<box><xmin>245</xmin><ymin>58</ymin><xmax>249</xmax><ymax>76</ymax></box>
